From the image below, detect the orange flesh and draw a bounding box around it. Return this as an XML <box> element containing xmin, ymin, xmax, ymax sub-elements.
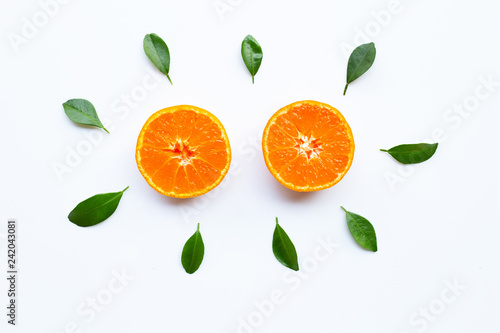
<box><xmin>262</xmin><ymin>100</ymin><xmax>354</xmax><ymax>191</ymax></box>
<box><xmin>136</xmin><ymin>105</ymin><xmax>231</xmax><ymax>198</ymax></box>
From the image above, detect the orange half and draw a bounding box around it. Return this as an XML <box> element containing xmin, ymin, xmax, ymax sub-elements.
<box><xmin>136</xmin><ymin>105</ymin><xmax>231</xmax><ymax>198</ymax></box>
<box><xmin>262</xmin><ymin>100</ymin><xmax>355</xmax><ymax>192</ymax></box>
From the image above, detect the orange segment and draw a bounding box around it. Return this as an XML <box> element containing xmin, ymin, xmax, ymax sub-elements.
<box><xmin>136</xmin><ymin>105</ymin><xmax>231</xmax><ymax>198</ymax></box>
<box><xmin>262</xmin><ymin>100</ymin><xmax>354</xmax><ymax>192</ymax></box>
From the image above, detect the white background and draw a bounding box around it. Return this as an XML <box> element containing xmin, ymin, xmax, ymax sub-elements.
<box><xmin>1</xmin><ymin>0</ymin><xmax>499</xmax><ymax>332</ymax></box>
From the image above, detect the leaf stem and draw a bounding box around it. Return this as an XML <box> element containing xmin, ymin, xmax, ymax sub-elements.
<box><xmin>343</xmin><ymin>83</ymin><xmax>348</xmax><ymax>95</ymax></box>
<box><xmin>103</xmin><ymin>127</ymin><xmax>110</xmax><ymax>134</ymax></box>
<box><xmin>197</xmin><ymin>222</ymin><xmax>200</xmax><ymax>231</ymax></box>
<box><xmin>380</xmin><ymin>149</ymin><xmax>388</xmax><ymax>152</ymax></box>
<box><xmin>166</xmin><ymin>75</ymin><xmax>173</xmax><ymax>85</ymax></box>
<box><xmin>252</xmin><ymin>75</ymin><xmax>255</xmax><ymax>84</ymax></box>
<box><xmin>340</xmin><ymin>206</ymin><xmax>347</xmax><ymax>213</ymax></box>
<box><xmin>275</xmin><ymin>217</ymin><xmax>279</xmax><ymax>225</ymax></box>
<box><xmin>122</xmin><ymin>186</ymin><xmax>130</xmax><ymax>192</ymax></box>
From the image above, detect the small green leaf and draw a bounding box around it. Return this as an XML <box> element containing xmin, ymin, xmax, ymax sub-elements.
<box><xmin>341</xmin><ymin>206</ymin><xmax>377</xmax><ymax>252</ymax></box>
<box><xmin>344</xmin><ymin>42</ymin><xmax>376</xmax><ymax>95</ymax></box>
<box><xmin>241</xmin><ymin>35</ymin><xmax>263</xmax><ymax>84</ymax></box>
<box><xmin>181</xmin><ymin>223</ymin><xmax>205</xmax><ymax>274</ymax></box>
<box><xmin>272</xmin><ymin>218</ymin><xmax>299</xmax><ymax>271</ymax></box>
<box><xmin>68</xmin><ymin>186</ymin><xmax>129</xmax><ymax>227</ymax></box>
<box><xmin>63</xmin><ymin>99</ymin><xmax>109</xmax><ymax>133</ymax></box>
<box><xmin>380</xmin><ymin>143</ymin><xmax>438</xmax><ymax>164</ymax></box>
<box><xmin>143</xmin><ymin>33</ymin><xmax>173</xmax><ymax>84</ymax></box>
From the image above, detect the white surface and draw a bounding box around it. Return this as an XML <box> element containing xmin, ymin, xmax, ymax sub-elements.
<box><xmin>1</xmin><ymin>0</ymin><xmax>500</xmax><ymax>332</ymax></box>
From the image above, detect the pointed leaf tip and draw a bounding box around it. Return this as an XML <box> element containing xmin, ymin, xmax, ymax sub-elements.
<box><xmin>241</xmin><ymin>35</ymin><xmax>263</xmax><ymax>83</ymax></box>
<box><xmin>181</xmin><ymin>224</ymin><xmax>205</xmax><ymax>274</ymax></box>
<box><xmin>381</xmin><ymin>143</ymin><xmax>438</xmax><ymax>164</ymax></box>
<box><xmin>143</xmin><ymin>33</ymin><xmax>172</xmax><ymax>82</ymax></box>
<box><xmin>67</xmin><ymin>187</ymin><xmax>128</xmax><ymax>227</ymax></box>
<box><xmin>272</xmin><ymin>219</ymin><xmax>299</xmax><ymax>271</ymax></box>
<box><xmin>63</xmin><ymin>98</ymin><xmax>108</xmax><ymax>133</ymax></box>
<box><xmin>342</xmin><ymin>207</ymin><xmax>378</xmax><ymax>252</ymax></box>
<box><xmin>344</xmin><ymin>42</ymin><xmax>376</xmax><ymax>95</ymax></box>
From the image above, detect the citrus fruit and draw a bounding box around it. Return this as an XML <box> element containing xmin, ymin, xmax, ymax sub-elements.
<box><xmin>262</xmin><ymin>100</ymin><xmax>355</xmax><ymax>192</ymax></box>
<box><xmin>136</xmin><ymin>105</ymin><xmax>231</xmax><ymax>198</ymax></box>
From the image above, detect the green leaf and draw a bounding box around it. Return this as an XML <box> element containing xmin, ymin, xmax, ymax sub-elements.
<box><xmin>68</xmin><ymin>187</ymin><xmax>129</xmax><ymax>227</ymax></box>
<box><xmin>380</xmin><ymin>143</ymin><xmax>438</xmax><ymax>164</ymax></box>
<box><xmin>241</xmin><ymin>35</ymin><xmax>263</xmax><ymax>84</ymax></box>
<box><xmin>272</xmin><ymin>218</ymin><xmax>299</xmax><ymax>271</ymax></box>
<box><xmin>181</xmin><ymin>223</ymin><xmax>205</xmax><ymax>274</ymax></box>
<box><xmin>341</xmin><ymin>207</ymin><xmax>377</xmax><ymax>252</ymax></box>
<box><xmin>344</xmin><ymin>42</ymin><xmax>376</xmax><ymax>95</ymax></box>
<box><xmin>63</xmin><ymin>99</ymin><xmax>109</xmax><ymax>133</ymax></box>
<box><xmin>143</xmin><ymin>33</ymin><xmax>173</xmax><ymax>84</ymax></box>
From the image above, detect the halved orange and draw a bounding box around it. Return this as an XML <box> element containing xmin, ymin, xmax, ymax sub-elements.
<box><xmin>262</xmin><ymin>100</ymin><xmax>354</xmax><ymax>192</ymax></box>
<box><xmin>136</xmin><ymin>105</ymin><xmax>231</xmax><ymax>198</ymax></box>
